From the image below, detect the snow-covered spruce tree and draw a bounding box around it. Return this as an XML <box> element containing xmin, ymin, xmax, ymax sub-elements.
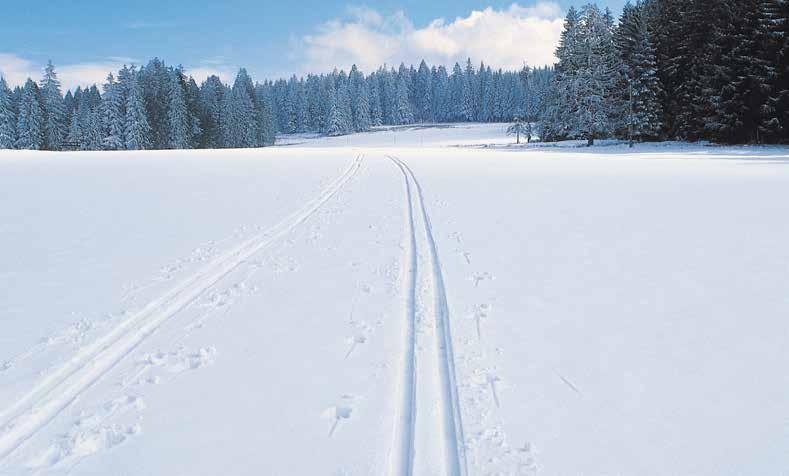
<box><xmin>39</xmin><ymin>61</ymin><xmax>67</xmax><ymax>150</ymax></box>
<box><xmin>380</xmin><ymin>67</ymin><xmax>397</xmax><ymax>125</ymax></box>
<box><xmin>100</xmin><ymin>73</ymin><xmax>125</xmax><ymax>150</ymax></box>
<box><xmin>393</xmin><ymin>73</ymin><xmax>414</xmax><ymax>125</ymax></box>
<box><xmin>198</xmin><ymin>75</ymin><xmax>225</xmax><ymax>148</ymax></box>
<box><xmin>124</xmin><ymin>67</ymin><xmax>152</xmax><ymax>150</ymax></box>
<box><xmin>0</xmin><ymin>77</ymin><xmax>15</xmax><ymax>148</ymax></box>
<box><xmin>715</xmin><ymin>0</ymin><xmax>777</xmax><ymax>143</ymax></box>
<box><xmin>461</xmin><ymin>59</ymin><xmax>476</xmax><ymax>121</ymax></box>
<box><xmin>255</xmin><ymin>83</ymin><xmax>277</xmax><ymax>145</ymax></box>
<box><xmin>220</xmin><ymin>70</ymin><xmax>254</xmax><ymax>148</ymax></box>
<box><xmin>324</xmin><ymin>77</ymin><xmax>345</xmax><ymax>137</ymax></box>
<box><xmin>666</xmin><ymin>0</ymin><xmax>732</xmax><ymax>141</ymax></box>
<box><xmin>431</xmin><ymin>66</ymin><xmax>450</xmax><ymax>122</ymax></box>
<box><xmin>767</xmin><ymin>0</ymin><xmax>789</xmax><ymax>142</ymax></box>
<box><xmin>616</xmin><ymin>1</ymin><xmax>663</xmax><ymax>142</ymax></box>
<box><xmin>479</xmin><ymin>63</ymin><xmax>492</xmax><ymax>122</ymax></box>
<box><xmin>338</xmin><ymin>72</ymin><xmax>354</xmax><ymax>134</ymax></box>
<box><xmin>305</xmin><ymin>75</ymin><xmax>322</xmax><ymax>131</ymax></box>
<box><xmin>282</xmin><ymin>76</ymin><xmax>298</xmax><ymax>133</ymax></box>
<box><xmin>367</xmin><ymin>74</ymin><xmax>383</xmax><ymax>127</ymax></box>
<box><xmin>507</xmin><ymin>117</ymin><xmax>531</xmax><ymax>144</ymax></box>
<box><xmin>66</xmin><ymin>105</ymin><xmax>82</xmax><ymax>146</ymax></box>
<box><xmin>551</xmin><ymin>4</ymin><xmax>619</xmax><ymax>145</ymax></box>
<box><xmin>449</xmin><ymin>63</ymin><xmax>465</xmax><ymax>122</ymax></box>
<box><xmin>295</xmin><ymin>78</ymin><xmax>309</xmax><ymax>133</ymax></box>
<box><xmin>542</xmin><ymin>6</ymin><xmax>581</xmax><ymax>141</ymax></box>
<box><xmin>83</xmin><ymin>108</ymin><xmax>104</xmax><ymax>151</ymax></box>
<box><xmin>166</xmin><ymin>69</ymin><xmax>197</xmax><ymax>149</ymax></box>
<box><xmin>349</xmin><ymin>65</ymin><xmax>371</xmax><ymax>132</ymax></box>
<box><xmin>15</xmin><ymin>79</ymin><xmax>44</xmax><ymax>150</ymax></box>
<box><xmin>415</xmin><ymin>60</ymin><xmax>432</xmax><ymax>122</ymax></box>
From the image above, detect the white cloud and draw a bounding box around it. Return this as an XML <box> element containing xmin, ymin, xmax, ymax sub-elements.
<box><xmin>186</xmin><ymin>66</ymin><xmax>236</xmax><ymax>84</ymax></box>
<box><xmin>0</xmin><ymin>53</ymin><xmax>138</xmax><ymax>91</ymax></box>
<box><xmin>184</xmin><ymin>56</ymin><xmax>240</xmax><ymax>84</ymax></box>
<box><xmin>0</xmin><ymin>52</ymin><xmax>235</xmax><ymax>91</ymax></box>
<box><xmin>0</xmin><ymin>53</ymin><xmax>38</xmax><ymax>88</ymax></box>
<box><xmin>58</xmin><ymin>61</ymin><xmax>135</xmax><ymax>91</ymax></box>
<box><xmin>293</xmin><ymin>2</ymin><xmax>564</xmax><ymax>75</ymax></box>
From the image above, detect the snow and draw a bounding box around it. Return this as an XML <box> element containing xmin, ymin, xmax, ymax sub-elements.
<box><xmin>1</xmin><ymin>125</ymin><xmax>789</xmax><ymax>475</ymax></box>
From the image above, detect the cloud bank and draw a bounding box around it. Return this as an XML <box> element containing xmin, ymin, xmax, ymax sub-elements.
<box><xmin>0</xmin><ymin>53</ymin><xmax>235</xmax><ymax>92</ymax></box>
<box><xmin>295</xmin><ymin>2</ymin><xmax>564</xmax><ymax>74</ymax></box>
<box><xmin>0</xmin><ymin>53</ymin><xmax>138</xmax><ymax>92</ymax></box>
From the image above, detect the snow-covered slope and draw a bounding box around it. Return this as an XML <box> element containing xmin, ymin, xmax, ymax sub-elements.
<box><xmin>1</xmin><ymin>126</ymin><xmax>788</xmax><ymax>475</ymax></box>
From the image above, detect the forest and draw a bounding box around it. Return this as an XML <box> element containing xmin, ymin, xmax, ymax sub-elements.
<box><xmin>0</xmin><ymin>0</ymin><xmax>787</xmax><ymax>150</ymax></box>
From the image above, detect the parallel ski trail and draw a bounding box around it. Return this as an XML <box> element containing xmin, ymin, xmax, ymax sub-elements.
<box><xmin>388</xmin><ymin>157</ymin><xmax>418</xmax><ymax>476</ymax></box>
<box><xmin>387</xmin><ymin>156</ymin><xmax>467</xmax><ymax>476</ymax></box>
<box><xmin>0</xmin><ymin>155</ymin><xmax>364</xmax><ymax>462</ymax></box>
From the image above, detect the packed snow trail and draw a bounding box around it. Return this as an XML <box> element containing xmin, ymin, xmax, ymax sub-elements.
<box><xmin>387</xmin><ymin>156</ymin><xmax>467</xmax><ymax>476</ymax></box>
<box><xmin>0</xmin><ymin>155</ymin><xmax>364</xmax><ymax>462</ymax></box>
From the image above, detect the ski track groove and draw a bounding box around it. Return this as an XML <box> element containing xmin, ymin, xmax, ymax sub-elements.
<box><xmin>0</xmin><ymin>155</ymin><xmax>364</xmax><ymax>463</ymax></box>
<box><xmin>387</xmin><ymin>155</ymin><xmax>467</xmax><ymax>476</ymax></box>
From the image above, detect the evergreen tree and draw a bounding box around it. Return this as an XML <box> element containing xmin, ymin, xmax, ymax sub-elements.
<box><xmin>617</xmin><ymin>1</ymin><xmax>663</xmax><ymax>141</ymax></box>
<box><xmin>124</xmin><ymin>67</ymin><xmax>152</xmax><ymax>150</ymax></box>
<box><xmin>101</xmin><ymin>73</ymin><xmax>124</xmax><ymax>150</ymax></box>
<box><xmin>415</xmin><ymin>60</ymin><xmax>432</xmax><ymax>122</ymax></box>
<box><xmin>716</xmin><ymin>0</ymin><xmax>777</xmax><ymax>143</ymax></box>
<box><xmin>393</xmin><ymin>73</ymin><xmax>414</xmax><ymax>124</ymax></box>
<box><xmin>66</xmin><ymin>106</ymin><xmax>82</xmax><ymax>146</ymax></box>
<box><xmin>768</xmin><ymin>0</ymin><xmax>789</xmax><ymax>141</ymax></box>
<box><xmin>0</xmin><ymin>77</ymin><xmax>15</xmax><ymax>148</ymax></box>
<box><xmin>431</xmin><ymin>66</ymin><xmax>450</xmax><ymax>122</ymax></box>
<box><xmin>368</xmin><ymin>75</ymin><xmax>383</xmax><ymax>126</ymax></box>
<box><xmin>324</xmin><ymin>76</ymin><xmax>345</xmax><ymax>136</ymax></box>
<box><xmin>349</xmin><ymin>65</ymin><xmax>371</xmax><ymax>132</ymax></box>
<box><xmin>15</xmin><ymin>79</ymin><xmax>44</xmax><ymax>150</ymax></box>
<box><xmin>39</xmin><ymin>61</ymin><xmax>67</xmax><ymax>150</ymax></box>
<box><xmin>198</xmin><ymin>75</ymin><xmax>225</xmax><ymax>148</ymax></box>
<box><xmin>166</xmin><ymin>69</ymin><xmax>193</xmax><ymax>149</ymax></box>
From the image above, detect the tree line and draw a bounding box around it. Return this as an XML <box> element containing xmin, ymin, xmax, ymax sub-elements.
<box><xmin>0</xmin><ymin>56</ymin><xmax>554</xmax><ymax>151</ymax></box>
<box><xmin>1</xmin><ymin>0</ymin><xmax>787</xmax><ymax>151</ymax></box>
<box><xmin>542</xmin><ymin>0</ymin><xmax>789</xmax><ymax>145</ymax></box>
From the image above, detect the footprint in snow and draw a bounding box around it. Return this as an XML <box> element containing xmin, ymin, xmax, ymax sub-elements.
<box><xmin>471</xmin><ymin>272</ymin><xmax>494</xmax><ymax>287</ymax></box>
<box><xmin>322</xmin><ymin>395</ymin><xmax>357</xmax><ymax>437</ymax></box>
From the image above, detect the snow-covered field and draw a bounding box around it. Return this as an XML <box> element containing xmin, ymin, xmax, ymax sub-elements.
<box><xmin>2</xmin><ymin>124</ymin><xmax>789</xmax><ymax>476</ymax></box>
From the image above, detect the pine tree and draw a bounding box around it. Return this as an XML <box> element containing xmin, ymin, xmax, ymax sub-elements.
<box><xmin>84</xmin><ymin>108</ymin><xmax>104</xmax><ymax>151</ymax></box>
<box><xmin>617</xmin><ymin>1</ymin><xmax>663</xmax><ymax>142</ymax></box>
<box><xmin>324</xmin><ymin>76</ymin><xmax>345</xmax><ymax>136</ymax></box>
<box><xmin>430</xmin><ymin>66</ymin><xmax>451</xmax><ymax>122</ymax></box>
<box><xmin>15</xmin><ymin>79</ymin><xmax>44</xmax><ymax>150</ymax></box>
<box><xmin>166</xmin><ymin>69</ymin><xmax>194</xmax><ymax>149</ymax></box>
<box><xmin>768</xmin><ymin>0</ymin><xmax>789</xmax><ymax>141</ymax></box>
<box><xmin>393</xmin><ymin>74</ymin><xmax>414</xmax><ymax>125</ymax></box>
<box><xmin>349</xmin><ymin>65</ymin><xmax>371</xmax><ymax>132</ymax></box>
<box><xmin>449</xmin><ymin>63</ymin><xmax>465</xmax><ymax>121</ymax></box>
<box><xmin>552</xmin><ymin>4</ymin><xmax>619</xmax><ymax>145</ymax></box>
<box><xmin>39</xmin><ymin>61</ymin><xmax>67</xmax><ymax>150</ymax></box>
<box><xmin>368</xmin><ymin>75</ymin><xmax>383</xmax><ymax>126</ymax></box>
<box><xmin>124</xmin><ymin>67</ymin><xmax>152</xmax><ymax>150</ymax></box>
<box><xmin>715</xmin><ymin>0</ymin><xmax>775</xmax><ymax>143</ymax></box>
<box><xmin>255</xmin><ymin>83</ymin><xmax>277</xmax><ymax>145</ymax></box>
<box><xmin>100</xmin><ymin>73</ymin><xmax>124</xmax><ymax>150</ymax></box>
<box><xmin>66</xmin><ymin>105</ymin><xmax>82</xmax><ymax>146</ymax></box>
<box><xmin>415</xmin><ymin>60</ymin><xmax>432</xmax><ymax>122</ymax></box>
<box><xmin>0</xmin><ymin>77</ymin><xmax>15</xmax><ymax>148</ymax></box>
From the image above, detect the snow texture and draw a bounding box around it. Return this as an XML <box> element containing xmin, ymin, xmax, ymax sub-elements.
<box><xmin>1</xmin><ymin>123</ymin><xmax>789</xmax><ymax>475</ymax></box>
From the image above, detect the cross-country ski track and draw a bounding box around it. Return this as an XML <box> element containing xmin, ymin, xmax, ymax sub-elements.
<box><xmin>387</xmin><ymin>155</ymin><xmax>467</xmax><ymax>476</ymax></box>
<box><xmin>0</xmin><ymin>155</ymin><xmax>364</xmax><ymax>462</ymax></box>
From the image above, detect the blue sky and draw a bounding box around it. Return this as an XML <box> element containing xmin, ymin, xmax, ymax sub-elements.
<box><xmin>0</xmin><ymin>1</ymin><xmax>626</xmax><ymax>91</ymax></box>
